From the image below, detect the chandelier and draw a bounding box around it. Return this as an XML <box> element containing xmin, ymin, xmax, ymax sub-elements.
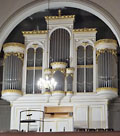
<box><xmin>37</xmin><ymin>76</ymin><xmax>57</xmax><ymax>92</ymax></box>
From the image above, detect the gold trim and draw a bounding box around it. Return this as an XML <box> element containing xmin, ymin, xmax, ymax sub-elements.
<box><xmin>43</xmin><ymin>91</ymin><xmax>51</xmax><ymax>95</ymax></box>
<box><xmin>73</xmin><ymin>28</ymin><xmax>97</xmax><ymax>33</ymax></box>
<box><xmin>66</xmin><ymin>91</ymin><xmax>74</xmax><ymax>94</ymax></box>
<box><xmin>96</xmin><ymin>87</ymin><xmax>118</xmax><ymax>92</ymax></box>
<box><xmin>75</xmin><ymin>92</ymin><xmax>96</xmax><ymax>94</ymax></box>
<box><xmin>4</xmin><ymin>52</ymin><xmax>24</xmax><ymax>61</ymax></box>
<box><xmin>27</xmin><ymin>67</ymin><xmax>42</xmax><ymax>70</ymax></box>
<box><xmin>95</xmin><ymin>39</ymin><xmax>117</xmax><ymax>46</ymax></box>
<box><xmin>2</xmin><ymin>89</ymin><xmax>23</xmax><ymax>95</ymax></box>
<box><xmin>77</xmin><ymin>65</ymin><xmax>93</xmax><ymax>68</ymax></box>
<box><xmin>3</xmin><ymin>42</ymin><xmax>25</xmax><ymax>49</ymax></box>
<box><xmin>52</xmin><ymin>68</ymin><xmax>66</xmax><ymax>74</ymax></box>
<box><xmin>66</xmin><ymin>67</ymin><xmax>75</xmax><ymax>71</ymax></box>
<box><xmin>51</xmin><ymin>62</ymin><xmax>67</xmax><ymax>67</ymax></box>
<box><xmin>52</xmin><ymin>91</ymin><xmax>65</xmax><ymax>94</ymax></box>
<box><xmin>22</xmin><ymin>30</ymin><xmax>48</xmax><ymax>35</ymax></box>
<box><xmin>66</xmin><ymin>68</ymin><xmax>74</xmax><ymax>77</ymax></box>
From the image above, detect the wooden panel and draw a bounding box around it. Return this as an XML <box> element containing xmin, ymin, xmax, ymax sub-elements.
<box><xmin>45</xmin><ymin>106</ymin><xmax>73</xmax><ymax>113</ymax></box>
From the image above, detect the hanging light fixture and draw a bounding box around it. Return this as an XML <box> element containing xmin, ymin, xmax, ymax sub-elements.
<box><xmin>37</xmin><ymin>77</ymin><xmax>57</xmax><ymax>92</ymax></box>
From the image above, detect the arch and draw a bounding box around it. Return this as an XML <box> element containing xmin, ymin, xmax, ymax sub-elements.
<box><xmin>49</xmin><ymin>26</ymin><xmax>71</xmax><ymax>37</ymax></box>
<box><xmin>26</xmin><ymin>41</ymin><xmax>44</xmax><ymax>50</ymax></box>
<box><xmin>76</xmin><ymin>39</ymin><xmax>94</xmax><ymax>48</ymax></box>
<box><xmin>50</xmin><ymin>28</ymin><xmax>70</xmax><ymax>62</ymax></box>
<box><xmin>0</xmin><ymin>0</ymin><xmax>120</xmax><ymax>50</ymax></box>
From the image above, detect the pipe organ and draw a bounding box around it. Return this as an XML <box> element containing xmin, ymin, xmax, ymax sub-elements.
<box><xmin>1</xmin><ymin>11</ymin><xmax>118</xmax><ymax>132</ymax></box>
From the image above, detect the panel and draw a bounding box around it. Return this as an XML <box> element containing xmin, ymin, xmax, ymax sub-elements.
<box><xmin>74</xmin><ymin>106</ymin><xmax>88</xmax><ymax>128</ymax></box>
<box><xmin>89</xmin><ymin>106</ymin><xmax>103</xmax><ymax>128</ymax></box>
<box><xmin>44</xmin><ymin>121</ymin><xmax>56</xmax><ymax>132</ymax></box>
<box><xmin>44</xmin><ymin>118</ymin><xmax>73</xmax><ymax>132</ymax></box>
<box><xmin>57</xmin><ymin>120</ymin><xmax>69</xmax><ymax>131</ymax></box>
<box><xmin>13</xmin><ymin>107</ymin><xmax>27</xmax><ymax>131</ymax></box>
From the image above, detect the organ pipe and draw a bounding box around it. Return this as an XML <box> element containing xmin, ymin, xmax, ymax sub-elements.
<box><xmin>97</xmin><ymin>51</ymin><xmax>117</xmax><ymax>88</ymax></box>
<box><xmin>3</xmin><ymin>54</ymin><xmax>23</xmax><ymax>91</ymax></box>
<box><xmin>26</xmin><ymin>47</ymin><xmax>43</xmax><ymax>94</ymax></box>
<box><xmin>2</xmin><ymin>43</ymin><xmax>24</xmax><ymax>94</ymax></box>
<box><xmin>50</xmin><ymin>28</ymin><xmax>70</xmax><ymax>63</ymax></box>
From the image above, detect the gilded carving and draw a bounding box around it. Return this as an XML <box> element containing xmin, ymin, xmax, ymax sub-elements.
<box><xmin>96</xmin><ymin>49</ymin><xmax>117</xmax><ymax>62</ymax></box>
<box><xmin>44</xmin><ymin>68</ymin><xmax>52</xmax><ymax>72</ymax></box>
<box><xmin>4</xmin><ymin>52</ymin><xmax>24</xmax><ymax>61</ymax></box>
<box><xmin>66</xmin><ymin>73</ymin><xmax>74</xmax><ymax>77</ymax></box>
<box><xmin>52</xmin><ymin>68</ymin><xmax>66</xmax><ymax>74</ymax></box>
<box><xmin>51</xmin><ymin>62</ymin><xmax>67</xmax><ymax>67</ymax></box>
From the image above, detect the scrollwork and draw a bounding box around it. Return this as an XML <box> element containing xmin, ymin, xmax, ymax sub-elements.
<box><xmin>4</xmin><ymin>52</ymin><xmax>24</xmax><ymax>61</ymax></box>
